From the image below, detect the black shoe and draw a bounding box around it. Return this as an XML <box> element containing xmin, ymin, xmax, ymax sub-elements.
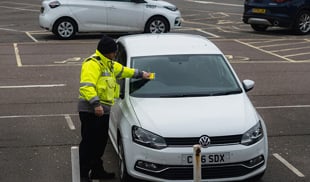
<box><xmin>90</xmin><ymin>169</ymin><xmax>115</xmax><ymax>180</ymax></box>
<box><xmin>80</xmin><ymin>177</ymin><xmax>91</xmax><ymax>182</ymax></box>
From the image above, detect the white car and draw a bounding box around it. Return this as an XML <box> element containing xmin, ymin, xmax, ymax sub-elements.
<box><xmin>109</xmin><ymin>33</ymin><xmax>268</xmax><ymax>182</ymax></box>
<box><xmin>39</xmin><ymin>0</ymin><xmax>182</xmax><ymax>39</ymax></box>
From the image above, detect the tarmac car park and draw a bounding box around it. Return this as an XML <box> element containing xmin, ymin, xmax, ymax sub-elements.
<box><xmin>0</xmin><ymin>0</ymin><xmax>310</xmax><ymax>182</ymax></box>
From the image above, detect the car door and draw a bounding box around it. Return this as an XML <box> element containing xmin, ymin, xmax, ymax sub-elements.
<box><xmin>104</xmin><ymin>0</ymin><xmax>145</xmax><ymax>31</ymax></box>
<box><xmin>67</xmin><ymin>0</ymin><xmax>108</xmax><ymax>31</ymax></box>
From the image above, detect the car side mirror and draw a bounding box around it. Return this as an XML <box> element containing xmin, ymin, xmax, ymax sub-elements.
<box><xmin>242</xmin><ymin>79</ymin><xmax>255</xmax><ymax>92</ymax></box>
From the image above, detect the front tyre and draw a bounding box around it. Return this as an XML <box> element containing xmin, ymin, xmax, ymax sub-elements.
<box><xmin>251</xmin><ymin>24</ymin><xmax>268</xmax><ymax>32</ymax></box>
<box><xmin>294</xmin><ymin>10</ymin><xmax>310</xmax><ymax>35</ymax></box>
<box><xmin>53</xmin><ymin>18</ymin><xmax>77</xmax><ymax>39</ymax></box>
<box><xmin>144</xmin><ymin>16</ymin><xmax>169</xmax><ymax>33</ymax></box>
<box><xmin>118</xmin><ymin>138</ymin><xmax>134</xmax><ymax>182</ymax></box>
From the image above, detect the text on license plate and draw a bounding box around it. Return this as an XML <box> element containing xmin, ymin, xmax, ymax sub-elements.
<box><xmin>252</xmin><ymin>8</ymin><xmax>266</xmax><ymax>14</ymax></box>
<box><xmin>182</xmin><ymin>153</ymin><xmax>230</xmax><ymax>164</ymax></box>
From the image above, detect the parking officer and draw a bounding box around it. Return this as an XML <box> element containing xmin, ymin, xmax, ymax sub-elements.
<box><xmin>78</xmin><ymin>36</ymin><xmax>152</xmax><ymax>182</ymax></box>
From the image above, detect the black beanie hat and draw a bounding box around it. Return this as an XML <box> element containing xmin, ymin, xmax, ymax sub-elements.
<box><xmin>97</xmin><ymin>36</ymin><xmax>117</xmax><ymax>54</ymax></box>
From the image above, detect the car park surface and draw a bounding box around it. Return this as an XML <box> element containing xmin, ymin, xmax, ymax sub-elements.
<box><xmin>0</xmin><ymin>0</ymin><xmax>310</xmax><ymax>182</ymax></box>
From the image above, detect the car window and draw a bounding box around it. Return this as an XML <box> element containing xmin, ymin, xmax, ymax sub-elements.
<box><xmin>130</xmin><ymin>54</ymin><xmax>242</xmax><ymax>97</ymax></box>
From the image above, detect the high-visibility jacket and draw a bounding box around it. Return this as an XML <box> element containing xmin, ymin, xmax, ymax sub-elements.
<box><xmin>78</xmin><ymin>50</ymin><xmax>141</xmax><ymax>112</ymax></box>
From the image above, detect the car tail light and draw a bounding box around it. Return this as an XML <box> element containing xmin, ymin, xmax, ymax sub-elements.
<box><xmin>49</xmin><ymin>1</ymin><xmax>61</xmax><ymax>8</ymax></box>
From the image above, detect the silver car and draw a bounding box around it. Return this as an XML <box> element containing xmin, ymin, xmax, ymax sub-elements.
<box><xmin>39</xmin><ymin>0</ymin><xmax>182</xmax><ymax>39</ymax></box>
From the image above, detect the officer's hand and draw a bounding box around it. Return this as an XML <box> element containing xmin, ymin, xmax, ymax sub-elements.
<box><xmin>95</xmin><ymin>105</ymin><xmax>104</xmax><ymax>117</ymax></box>
<box><xmin>142</xmin><ymin>71</ymin><xmax>153</xmax><ymax>79</ymax></box>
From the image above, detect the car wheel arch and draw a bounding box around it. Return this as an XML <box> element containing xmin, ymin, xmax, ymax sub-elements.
<box><xmin>144</xmin><ymin>15</ymin><xmax>170</xmax><ymax>33</ymax></box>
<box><xmin>52</xmin><ymin>16</ymin><xmax>79</xmax><ymax>39</ymax></box>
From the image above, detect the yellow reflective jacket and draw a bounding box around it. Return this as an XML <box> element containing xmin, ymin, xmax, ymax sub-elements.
<box><xmin>79</xmin><ymin>50</ymin><xmax>140</xmax><ymax>109</ymax></box>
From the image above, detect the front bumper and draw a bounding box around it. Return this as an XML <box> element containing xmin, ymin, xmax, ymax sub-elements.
<box><xmin>123</xmin><ymin>137</ymin><xmax>267</xmax><ymax>182</ymax></box>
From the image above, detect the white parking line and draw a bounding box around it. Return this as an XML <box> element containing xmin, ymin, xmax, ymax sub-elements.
<box><xmin>65</xmin><ymin>114</ymin><xmax>76</xmax><ymax>130</ymax></box>
<box><xmin>256</xmin><ymin>105</ymin><xmax>310</xmax><ymax>109</ymax></box>
<box><xmin>273</xmin><ymin>153</ymin><xmax>305</xmax><ymax>177</ymax></box>
<box><xmin>13</xmin><ymin>43</ymin><xmax>22</xmax><ymax>67</ymax></box>
<box><xmin>0</xmin><ymin>114</ymin><xmax>78</xmax><ymax>131</ymax></box>
<box><xmin>0</xmin><ymin>5</ymin><xmax>39</xmax><ymax>12</ymax></box>
<box><xmin>0</xmin><ymin>114</ymin><xmax>78</xmax><ymax>119</ymax></box>
<box><xmin>25</xmin><ymin>31</ymin><xmax>38</xmax><ymax>42</ymax></box>
<box><xmin>0</xmin><ymin>84</ymin><xmax>66</xmax><ymax>89</ymax></box>
<box><xmin>0</xmin><ymin>1</ymin><xmax>40</xmax><ymax>7</ymax></box>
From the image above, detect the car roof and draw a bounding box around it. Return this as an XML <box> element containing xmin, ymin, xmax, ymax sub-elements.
<box><xmin>117</xmin><ymin>33</ymin><xmax>223</xmax><ymax>57</ymax></box>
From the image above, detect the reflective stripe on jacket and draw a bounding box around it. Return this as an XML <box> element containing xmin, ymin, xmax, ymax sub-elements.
<box><xmin>79</xmin><ymin>50</ymin><xmax>138</xmax><ymax>109</ymax></box>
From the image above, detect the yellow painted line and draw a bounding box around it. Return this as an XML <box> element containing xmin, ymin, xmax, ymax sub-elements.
<box><xmin>271</xmin><ymin>46</ymin><xmax>310</xmax><ymax>53</ymax></box>
<box><xmin>258</xmin><ymin>41</ymin><xmax>308</xmax><ymax>48</ymax></box>
<box><xmin>247</xmin><ymin>39</ymin><xmax>286</xmax><ymax>44</ymax></box>
<box><xmin>284</xmin><ymin>52</ymin><xmax>310</xmax><ymax>58</ymax></box>
<box><xmin>234</xmin><ymin>39</ymin><xmax>295</xmax><ymax>62</ymax></box>
<box><xmin>13</xmin><ymin>43</ymin><xmax>22</xmax><ymax>67</ymax></box>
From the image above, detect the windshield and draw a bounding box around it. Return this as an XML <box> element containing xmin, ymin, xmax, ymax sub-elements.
<box><xmin>130</xmin><ymin>54</ymin><xmax>242</xmax><ymax>98</ymax></box>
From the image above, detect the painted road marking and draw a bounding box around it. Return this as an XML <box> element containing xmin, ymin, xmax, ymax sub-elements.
<box><xmin>0</xmin><ymin>84</ymin><xmax>66</xmax><ymax>89</ymax></box>
<box><xmin>235</xmin><ymin>39</ymin><xmax>295</xmax><ymax>62</ymax></box>
<box><xmin>176</xmin><ymin>26</ymin><xmax>221</xmax><ymax>38</ymax></box>
<box><xmin>0</xmin><ymin>5</ymin><xmax>39</xmax><ymax>12</ymax></box>
<box><xmin>0</xmin><ymin>114</ymin><xmax>78</xmax><ymax>131</ymax></box>
<box><xmin>273</xmin><ymin>153</ymin><xmax>305</xmax><ymax>177</ymax></box>
<box><xmin>236</xmin><ymin>39</ymin><xmax>310</xmax><ymax>62</ymax></box>
<box><xmin>13</xmin><ymin>43</ymin><xmax>22</xmax><ymax>67</ymax></box>
<box><xmin>65</xmin><ymin>114</ymin><xmax>76</xmax><ymax>130</ymax></box>
<box><xmin>256</xmin><ymin>105</ymin><xmax>310</xmax><ymax>109</ymax></box>
<box><xmin>189</xmin><ymin>0</ymin><xmax>242</xmax><ymax>7</ymax></box>
<box><xmin>25</xmin><ymin>31</ymin><xmax>38</xmax><ymax>42</ymax></box>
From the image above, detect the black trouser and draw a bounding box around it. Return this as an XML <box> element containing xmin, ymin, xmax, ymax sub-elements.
<box><xmin>79</xmin><ymin>112</ymin><xmax>110</xmax><ymax>177</ymax></box>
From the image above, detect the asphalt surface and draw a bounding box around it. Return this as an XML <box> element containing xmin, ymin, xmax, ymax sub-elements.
<box><xmin>0</xmin><ymin>0</ymin><xmax>309</xmax><ymax>182</ymax></box>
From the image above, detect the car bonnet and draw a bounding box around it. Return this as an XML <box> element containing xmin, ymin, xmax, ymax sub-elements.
<box><xmin>129</xmin><ymin>94</ymin><xmax>259</xmax><ymax>138</ymax></box>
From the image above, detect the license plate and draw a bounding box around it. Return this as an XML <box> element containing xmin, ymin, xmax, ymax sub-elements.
<box><xmin>252</xmin><ymin>8</ymin><xmax>266</xmax><ymax>14</ymax></box>
<box><xmin>182</xmin><ymin>153</ymin><xmax>230</xmax><ymax>165</ymax></box>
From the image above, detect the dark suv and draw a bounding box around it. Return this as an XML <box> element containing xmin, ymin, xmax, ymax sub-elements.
<box><xmin>243</xmin><ymin>0</ymin><xmax>310</xmax><ymax>34</ymax></box>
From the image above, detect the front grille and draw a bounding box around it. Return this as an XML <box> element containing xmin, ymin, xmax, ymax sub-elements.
<box><xmin>165</xmin><ymin>135</ymin><xmax>242</xmax><ymax>146</ymax></box>
<box><xmin>135</xmin><ymin>156</ymin><xmax>265</xmax><ymax>180</ymax></box>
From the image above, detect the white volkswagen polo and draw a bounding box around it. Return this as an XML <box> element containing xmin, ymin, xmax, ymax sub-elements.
<box><xmin>109</xmin><ymin>33</ymin><xmax>268</xmax><ymax>182</ymax></box>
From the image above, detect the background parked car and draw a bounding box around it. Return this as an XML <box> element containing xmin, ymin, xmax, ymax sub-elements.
<box><xmin>109</xmin><ymin>33</ymin><xmax>268</xmax><ymax>182</ymax></box>
<box><xmin>243</xmin><ymin>0</ymin><xmax>310</xmax><ymax>34</ymax></box>
<box><xmin>39</xmin><ymin>0</ymin><xmax>182</xmax><ymax>39</ymax></box>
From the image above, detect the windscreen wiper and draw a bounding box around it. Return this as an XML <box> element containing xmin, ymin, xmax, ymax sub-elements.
<box><xmin>210</xmin><ymin>89</ymin><xmax>242</xmax><ymax>96</ymax></box>
<box><xmin>159</xmin><ymin>93</ymin><xmax>213</xmax><ymax>98</ymax></box>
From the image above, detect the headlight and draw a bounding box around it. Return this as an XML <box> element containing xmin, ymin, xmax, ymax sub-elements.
<box><xmin>241</xmin><ymin>121</ymin><xmax>264</xmax><ymax>146</ymax></box>
<box><xmin>164</xmin><ymin>6</ymin><xmax>178</xmax><ymax>11</ymax></box>
<box><xmin>132</xmin><ymin>126</ymin><xmax>167</xmax><ymax>149</ymax></box>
